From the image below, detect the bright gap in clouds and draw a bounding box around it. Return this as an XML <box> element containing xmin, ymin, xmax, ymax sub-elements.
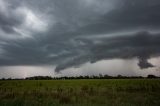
<box><xmin>20</xmin><ymin>7</ymin><xmax>48</xmax><ymax>32</ymax></box>
<box><xmin>8</xmin><ymin>6</ymin><xmax>49</xmax><ymax>39</ymax></box>
<box><xmin>25</xmin><ymin>10</ymin><xmax>48</xmax><ymax>32</ymax></box>
<box><xmin>0</xmin><ymin>66</ymin><xmax>56</xmax><ymax>79</ymax></box>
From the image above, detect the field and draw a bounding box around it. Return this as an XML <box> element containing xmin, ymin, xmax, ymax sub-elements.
<box><xmin>0</xmin><ymin>79</ymin><xmax>160</xmax><ymax>106</ymax></box>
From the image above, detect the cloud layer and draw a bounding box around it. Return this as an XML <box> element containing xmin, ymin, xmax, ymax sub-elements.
<box><xmin>0</xmin><ymin>0</ymin><xmax>160</xmax><ymax>72</ymax></box>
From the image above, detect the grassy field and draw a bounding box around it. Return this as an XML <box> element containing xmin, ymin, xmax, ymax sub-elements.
<box><xmin>0</xmin><ymin>79</ymin><xmax>160</xmax><ymax>106</ymax></box>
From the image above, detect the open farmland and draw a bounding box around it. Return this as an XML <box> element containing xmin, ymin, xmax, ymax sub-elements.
<box><xmin>0</xmin><ymin>79</ymin><xmax>160</xmax><ymax>106</ymax></box>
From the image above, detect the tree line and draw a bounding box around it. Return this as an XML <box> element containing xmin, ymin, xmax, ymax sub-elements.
<box><xmin>0</xmin><ymin>74</ymin><xmax>159</xmax><ymax>80</ymax></box>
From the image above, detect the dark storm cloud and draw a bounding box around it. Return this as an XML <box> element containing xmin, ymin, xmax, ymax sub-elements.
<box><xmin>0</xmin><ymin>0</ymin><xmax>24</xmax><ymax>34</ymax></box>
<box><xmin>0</xmin><ymin>0</ymin><xmax>160</xmax><ymax>72</ymax></box>
<box><xmin>77</xmin><ymin>0</ymin><xmax>160</xmax><ymax>35</ymax></box>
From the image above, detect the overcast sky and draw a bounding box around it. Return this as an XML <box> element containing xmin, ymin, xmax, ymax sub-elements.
<box><xmin>0</xmin><ymin>0</ymin><xmax>160</xmax><ymax>78</ymax></box>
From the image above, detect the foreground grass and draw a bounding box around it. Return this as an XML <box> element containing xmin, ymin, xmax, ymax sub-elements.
<box><xmin>0</xmin><ymin>79</ymin><xmax>160</xmax><ymax>106</ymax></box>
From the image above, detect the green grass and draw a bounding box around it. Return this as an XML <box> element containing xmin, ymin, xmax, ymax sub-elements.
<box><xmin>0</xmin><ymin>79</ymin><xmax>160</xmax><ymax>106</ymax></box>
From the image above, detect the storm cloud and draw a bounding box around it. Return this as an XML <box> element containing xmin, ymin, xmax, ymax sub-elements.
<box><xmin>0</xmin><ymin>0</ymin><xmax>160</xmax><ymax>72</ymax></box>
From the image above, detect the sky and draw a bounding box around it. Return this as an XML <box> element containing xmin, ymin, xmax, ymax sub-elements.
<box><xmin>0</xmin><ymin>0</ymin><xmax>160</xmax><ymax>78</ymax></box>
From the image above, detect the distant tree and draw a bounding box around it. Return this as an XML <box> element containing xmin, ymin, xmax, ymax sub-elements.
<box><xmin>99</xmin><ymin>74</ymin><xmax>103</xmax><ymax>78</ymax></box>
<box><xmin>117</xmin><ymin>75</ymin><xmax>123</xmax><ymax>78</ymax></box>
<box><xmin>147</xmin><ymin>75</ymin><xmax>157</xmax><ymax>79</ymax></box>
<box><xmin>104</xmin><ymin>74</ymin><xmax>112</xmax><ymax>79</ymax></box>
<box><xmin>2</xmin><ymin>78</ymin><xmax>5</xmax><ymax>80</ymax></box>
<box><xmin>84</xmin><ymin>76</ymin><xmax>89</xmax><ymax>79</ymax></box>
<box><xmin>25</xmin><ymin>76</ymin><xmax>52</xmax><ymax>80</ymax></box>
<box><xmin>79</xmin><ymin>76</ymin><xmax>84</xmax><ymax>79</ymax></box>
<box><xmin>7</xmin><ymin>78</ymin><xmax>12</xmax><ymax>80</ymax></box>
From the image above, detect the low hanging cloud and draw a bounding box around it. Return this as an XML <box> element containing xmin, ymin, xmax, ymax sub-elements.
<box><xmin>55</xmin><ymin>31</ymin><xmax>160</xmax><ymax>72</ymax></box>
<box><xmin>138</xmin><ymin>57</ymin><xmax>154</xmax><ymax>69</ymax></box>
<box><xmin>0</xmin><ymin>0</ymin><xmax>160</xmax><ymax>72</ymax></box>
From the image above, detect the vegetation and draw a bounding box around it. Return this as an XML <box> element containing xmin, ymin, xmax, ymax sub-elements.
<box><xmin>0</xmin><ymin>79</ymin><xmax>160</xmax><ymax>106</ymax></box>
